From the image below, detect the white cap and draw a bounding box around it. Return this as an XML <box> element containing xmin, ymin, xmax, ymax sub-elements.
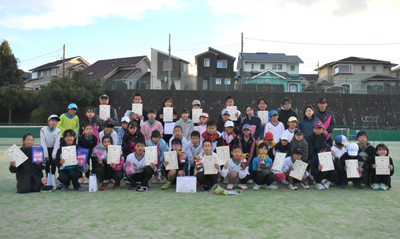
<box><xmin>48</xmin><ymin>114</ymin><xmax>60</xmax><ymax>121</ymax></box>
<box><xmin>224</xmin><ymin>121</ymin><xmax>234</xmax><ymax>128</ymax></box>
<box><xmin>335</xmin><ymin>135</ymin><xmax>349</xmax><ymax>146</ymax></box>
<box><xmin>347</xmin><ymin>143</ymin><xmax>359</xmax><ymax>156</ymax></box>
<box><xmin>121</xmin><ymin>117</ymin><xmax>130</xmax><ymax>123</ymax></box>
<box><xmin>280</xmin><ymin>133</ymin><xmax>289</xmax><ymax>141</ymax></box>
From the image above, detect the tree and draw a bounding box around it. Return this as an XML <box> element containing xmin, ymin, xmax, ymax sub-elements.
<box><xmin>0</xmin><ymin>40</ymin><xmax>24</xmax><ymax>87</ymax></box>
<box><xmin>0</xmin><ymin>85</ymin><xmax>32</xmax><ymax>123</ymax></box>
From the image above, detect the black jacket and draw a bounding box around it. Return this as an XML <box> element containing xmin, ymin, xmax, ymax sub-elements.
<box><xmin>315</xmin><ymin>109</ymin><xmax>335</xmax><ymax>140</ymax></box>
<box><xmin>278</xmin><ymin>107</ymin><xmax>298</xmax><ymax>129</ymax></box>
<box><xmin>307</xmin><ymin>132</ymin><xmax>327</xmax><ymax>161</ymax></box>
<box><xmin>78</xmin><ymin>134</ymin><xmax>98</xmax><ymax>158</ymax></box>
<box><xmin>310</xmin><ymin>152</ymin><xmax>341</xmax><ymax>177</ymax></box>
<box><xmin>268</xmin><ymin>142</ymin><xmax>291</xmax><ymax>160</ymax></box>
<box><xmin>95</xmin><ymin>106</ymin><xmax>118</xmax><ymax>132</ymax></box>
<box><xmin>122</xmin><ymin>131</ymin><xmax>145</xmax><ymax>156</ymax></box>
<box><xmin>79</xmin><ymin>117</ymin><xmax>100</xmax><ymax>135</ymax></box>
<box><xmin>367</xmin><ymin>155</ymin><xmax>394</xmax><ymax>176</ymax></box>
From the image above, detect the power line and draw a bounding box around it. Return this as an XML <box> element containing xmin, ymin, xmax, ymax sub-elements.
<box><xmin>20</xmin><ymin>48</ymin><xmax>63</xmax><ymax>62</ymax></box>
<box><xmin>245</xmin><ymin>38</ymin><xmax>400</xmax><ymax>46</ymax></box>
<box><xmin>172</xmin><ymin>43</ymin><xmax>240</xmax><ymax>51</ymax></box>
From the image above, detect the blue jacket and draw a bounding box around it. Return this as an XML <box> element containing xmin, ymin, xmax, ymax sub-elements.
<box><xmin>240</xmin><ymin>116</ymin><xmax>263</xmax><ymax>139</ymax></box>
<box><xmin>252</xmin><ymin>155</ymin><xmax>273</xmax><ymax>172</ymax></box>
<box><xmin>299</xmin><ymin>117</ymin><xmax>321</xmax><ymax>140</ymax></box>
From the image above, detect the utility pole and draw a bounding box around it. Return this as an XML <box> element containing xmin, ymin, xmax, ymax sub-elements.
<box><xmin>168</xmin><ymin>34</ymin><xmax>171</xmax><ymax>90</ymax></box>
<box><xmin>62</xmin><ymin>44</ymin><xmax>65</xmax><ymax>78</ymax></box>
<box><xmin>240</xmin><ymin>32</ymin><xmax>244</xmax><ymax>81</ymax></box>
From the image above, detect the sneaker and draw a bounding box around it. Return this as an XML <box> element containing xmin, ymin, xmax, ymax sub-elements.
<box><xmin>266</xmin><ymin>185</ymin><xmax>277</xmax><ymax>190</ymax></box>
<box><xmin>223</xmin><ymin>177</ymin><xmax>229</xmax><ymax>185</ymax></box>
<box><xmin>57</xmin><ymin>184</ymin><xmax>64</xmax><ymax>190</ymax></box>
<box><xmin>373</xmin><ymin>183</ymin><xmax>380</xmax><ymax>190</ymax></box>
<box><xmin>84</xmin><ymin>178</ymin><xmax>89</xmax><ymax>185</ymax></box>
<box><xmin>128</xmin><ymin>185</ymin><xmax>138</xmax><ymax>190</ymax></box>
<box><xmin>380</xmin><ymin>183</ymin><xmax>387</xmax><ymax>191</ymax></box>
<box><xmin>301</xmin><ymin>181</ymin><xmax>310</xmax><ymax>189</ymax></box>
<box><xmin>161</xmin><ymin>182</ymin><xmax>171</xmax><ymax>190</ymax></box>
<box><xmin>152</xmin><ymin>176</ymin><xmax>159</xmax><ymax>184</ymax></box>
<box><xmin>315</xmin><ymin>183</ymin><xmax>325</xmax><ymax>190</ymax></box>
<box><xmin>136</xmin><ymin>186</ymin><xmax>149</xmax><ymax>192</ymax></box>
<box><xmin>288</xmin><ymin>184</ymin><xmax>298</xmax><ymax>190</ymax></box>
<box><xmin>227</xmin><ymin>184</ymin><xmax>234</xmax><ymax>190</ymax></box>
<box><xmin>125</xmin><ymin>181</ymin><xmax>131</xmax><ymax>185</ymax></box>
<box><xmin>354</xmin><ymin>183</ymin><xmax>364</xmax><ymax>189</ymax></box>
<box><xmin>202</xmin><ymin>184</ymin><xmax>211</xmax><ymax>192</ymax></box>
<box><xmin>110</xmin><ymin>179</ymin><xmax>115</xmax><ymax>184</ymax></box>
<box><xmin>253</xmin><ymin>184</ymin><xmax>261</xmax><ymax>191</ymax></box>
<box><xmin>340</xmin><ymin>183</ymin><xmax>348</xmax><ymax>189</ymax></box>
<box><xmin>61</xmin><ymin>185</ymin><xmax>68</xmax><ymax>191</ymax></box>
<box><xmin>159</xmin><ymin>176</ymin><xmax>166</xmax><ymax>184</ymax></box>
<box><xmin>238</xmin><ymin>184</ymin><xmax>248</xmax><ymax>190</ymax></box>
<box><xmin>122</xmin><ymin>176</ymin><xmax>128</xmax><ymax>181</ymax></box>
<box><xmin>323</xmin><ymin>181</ymin><xmax>331</xmax><ymax>189</ymax></box>
<box><xmin>99</xmin><ymin>182</ymin><xmax>108</xmax><ymax>191</ymax></box>
<box><xmin>78</xmin><ymin>178</ymin><xmax>83</xmax><ymax>184</ymax></box>
<box><xmin>113</xmin><ymin>180</ymin><xmax>120</xmax><ymax>189</ymax></box>
<box><xmin>214</xmin><ymin>186</ymin><xmax>228</xmax><ymax>195</ymax></box>
<box><xmin>44</xmin><ymin>177</ymin><xmax>48</xmax><ymax>184</ymax></box>
<box><xmin>78</xmin><ymin>186</ymin><xmax>85</xmax><ymax>191</ymax></box>
<box><xmin>281</xmin><ymin>179</ymin><xmax>289</xmax><ymax>185</ymax></box>
<box><xmin>246</xmin><ymin>179</ymin><xmax>254</xmax><ymax>184</ymax></box>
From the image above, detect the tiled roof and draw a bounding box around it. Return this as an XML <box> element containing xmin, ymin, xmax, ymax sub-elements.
<box><xmin>242</xmin><ymin>52</ymin><xmax>303</xmax><ymax>63</ymax></box>
<box><xmin>29</xmin><ymin>57</ymin><xmax>78</xmax><ymax>71</ymax></box>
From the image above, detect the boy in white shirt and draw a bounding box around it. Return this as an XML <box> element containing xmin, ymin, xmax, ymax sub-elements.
<box><xmin>168</xmin><ymin>125</ymin><xmax>188</xmax><ymax>151</ymax></box>
<box><xmin>283</xmin><ymin>116</ymin><xmax>298</xmax><ymax>142</ymax></box>
<box><xmin>282</xmin><ymin>147</ymin><xmax>309</xmax><ymax>190</ymax></box>
<box><xmin>195</xmin><ymin>140</ymin><xmax>219</xmax><ymax>192</ymax></box>
<box><xmin>331</xmin><ymin>135</ymin><xmax>349</xmax><ymax>159</ymax></box>
<box><xmin>185</xmin><ymin>131</ymin><xmax>203</xmax><ymax>176</ymax></box>
<box><xmin>99</xmin><ymin>120</ymin><xmax>118</xmax><ymax>145</ymax></box>
<box><xmin>264</xmin><ymin>110</ymin><xmax>285</xmax><ymax>143</ymax></box>
<box><xmin>40</xmin><ymin>114</ymin><xmax>61</xmax><ymax>184</ymax></box>
<box><xmin>220</xmin><ymin>145</ymin><xmax>250</xmax><ymax>190</ymax></box>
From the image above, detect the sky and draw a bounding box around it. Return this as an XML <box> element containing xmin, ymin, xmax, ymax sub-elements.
<box><xmin>1</xmin><ymin>0</ymin><xmax>400</xmax><ymax>74</ymax></box>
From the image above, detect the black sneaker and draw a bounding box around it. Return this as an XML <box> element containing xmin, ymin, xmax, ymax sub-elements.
<box><xmin>125</xmin><ymin>181</ymin><xmax>131</xmax><ymax>185</ymax></box>
<box><xmin>136</xmin><ymin>186</ymin><xmax>149</xmax><ymax>192</ymax></box>
<box><xmin>56</xmin><ymin>184</ymin><xmax>64</xmax><ymax>190</ymax></box>
<box><xmin>202</xmin><ymin>184</ymin><xmax>211</xmax><ymax>192</ymax></box>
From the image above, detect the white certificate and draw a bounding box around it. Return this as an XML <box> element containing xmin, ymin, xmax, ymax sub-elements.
<box><xmin>271</xmin><ymin>152</ymin><xmax>286</xmax><ymax>171</ymax></box>
<box><xmin>375</xmin><ymin>156</ymin><xmax>390</xmax><ymax>175</ymax></box>
<box><xmin>4</xmin><ymin>144</ymin><xmax>28</xmax><ymax>167</ymax></box>
<box><xmin>204</xmin><ymin>155</ymin><xmax>218</xmax><ymax>175</ymax></box>
<box><xmin>164</xmin><ymin>122</ymin><xmax>176</xmax><ymax>135</ymax></box>
<box><xmin>99</xmin><ymin>105</ymin><xmax>110</xmax><ymax>120</ymax></box>
<box><xmin>164</xmin><ymin>151</ymin><xmax>178</xmax><ymax>170</ymax></box>
<box><xmin>145</xmin><ymin>146</ymin><xmax>158</xmax><ymax>166</ymax></box>
<box><xmin>132</xmin><ymin>103</ymin><xmax>143</xmax><ymax>116</ymax></box>
<box><xmin>216</xmin><ymin>146</ymin><xmax>230</xmax><ymax>165</ymax></box>
<box><xmin>258</xmin><ymin>111</ymin><xmax>269</xmax><ymax>125</ymax></box>
<box><xmin>318</xmin><ymin>152</ymin><xmax>334</xmax><ymax>172</ymax></box>
<box><xmin>289</xmin><ymin>160</ymin><xmax>308</xmax><ymax>181</ymax></box>
<box><xmin>163</xmin><ymin>107</ymin><xmax>173</xmax><ymax>122</ymax></box>
<box><xmin>62</xmin><ymin>146</ymin><xmax>77</xmax><ymax>166</ymax></box>
<box><xmin>192</xmin><ymin>109</ymin><xmax>202</xmax><ymax>124</ymax></box>
<box><xmin>345</xmin><ymin>159</ymin><xmax>360</xmax><ymax>178</ymax></box>
<box><xmin>107</xmin><ymin>145</ymin><xmax>121</xmax><ymax>164</ymax></box>
<box><xmin>226</xmin><ymin>106</ymin><xmax>237</xmax><ymax>121</ymax></box>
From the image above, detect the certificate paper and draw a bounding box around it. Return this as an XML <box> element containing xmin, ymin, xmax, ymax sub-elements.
<box><xmin>4</xmin><ymin>144</ymin><xmax>28</xmax><ymax>167</ymax></box>
<box><xmin>318</xmin><ymin>152</ymin><xmax>334</xmax><ymax>172</ymax></box>
<box><xmin>164</xmin><ymin>122</ymin><xmax>176</xmax><ymax>135</ymax></box>
<box><xmin>258</xmin><ymin>111</ymin><xmax>269</xmax><ymax>125</ymax></box>
<box><xmin>163</xmin><ymin>107</ymin><xmax>173</xmax><ymax>122</ymax></box>
<box><xmin>375</xmin><ymin>156</ymin><xmax>390</xmax><ymax>175</ymax></box>
<box><xmin>204</xmin><ymin>155</ymin><xmax>218</xmax><ymax>175</ymax></box>
<box><xmin>289</xmin><ymin>160</ymin><xmax>308</xmax><ymax>181</ymax></box>
<box><xmin>192</xmin><ymin>109</ymin><xmax>202</xmax><ymax>124</ymax></box>
<box><xmin>164</xmin><ymin>151</ymin><xmax>178</xmax><ymax>170</ymax></box>
<box><xmin>99</xmin><ymin>105</ymin><xmax>110</xmax><ymax>120</ymax></box>
<box><xmin>345</xmin><ymin>159</ymin><xmax>360</xmax><ymax>178</ymax></box>
<box><xmin>226</xmin><ymin>106</ymin><xmax>237</xmax><ymax>121</ymax></box>
<box><xmin>271</xmin><ymin>152</ymin><xmax>286</xmax><ymax>171</ymax></box>
<box><xmin>145</xmin><ymin>146</ymin><xmax>158</xmax><ymax>166</ymax></box>
<box><xmin>216</xmin><ymin>146</ymin><xmax>230</xmax><ymax>165</ymax></box>
<box><xmin>107</xmin><ymin>145</ymin><xmax>121</xmax><ymax>164</ymax></box>
<box><xmin>132</xmin><ymin>103</ymin><xmax>143</xmax><ymax>116</ymax></box>
<box><xmin>62</xmin><ymin>146</ymin><xmax>77</xmax><ymax>166</ymax></box>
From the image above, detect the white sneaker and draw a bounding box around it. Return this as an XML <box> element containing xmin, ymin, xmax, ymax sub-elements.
<box><xmin>324</xmin><ymin>181</ymin><xmax>331</xmax><ymax>189</ymax></box>
<box><xmin>301</xmin><ymin>181</ymin><xmax>310</xmax><ymax>189</ymax></box>
<box><xmin>223</xmin><ymin>177</ymin><xmax>229</xmax><ymax>185</ymax></box>
<box><xmin>227</xmin><ymin>184</ymin><xmax>234</xmax><ymax>190</ymax></box>
<box><xmin>253</xmin><ymin>184</ymin><xmax>260</xmax><ymax>190</ymax></box>
<box><xmin>288</xmin><ymin>184</ymin><xmax>298</xmax><ymax>190</ymax></box>
<box><xmin>247</xmin><ymin>179</ymin><xmax>254</xmax><ymax>184</ymax></box>
<box><xmin>315</xmin><ymin>183</ymin><xmax>325</xmax><ymax>190</ymax></box>
<box><xmin>281</xmin><ymin>179</ymin><xmax>289</xmax><ymax>185</ymax></box>
<box><xmin>266</xmin><ymin>184</ymin><xmax>277</xmax><ymax>190</ymax></box>
<box><xmin>238</xmin><ymin>184</ymin><xmax>248</xmax><ymax>190</ymax></box>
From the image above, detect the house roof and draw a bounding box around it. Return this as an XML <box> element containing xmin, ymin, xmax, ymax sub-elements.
<box><xmin>83</xmin><ymin>56</ymin><xmax>149</xmax><ymax>80</ymax></box>
<box><xmin>299</xmin><ymin>74</ymin><xmax>319</xmax><ymax>84</ymax></box>
<box><xmin>315</xmin><ymin>57</ymin><xmax>397</xmax><ymax>71</ymax></box>
<box><xmin>23</xmin><ymin>72</ymin><xmax>32</xmax><ymax>83</ymax></box>
<box><xmin>151</xmin><ymin>48</ymin><xmax>190</xmax><ymax>64</ymax></box>
<box><xmin>29</xmin><ymin>56</ymin><xmax>88</xmax><ymax>71</ymax></box>
<box><xmin>241</xmin><ymin>52</ymin><xmax>303</xmax><ymax>63</ymax></box>
<box><xmin>195</xmin><ymin>47</ymin><xmax>236</xmax><ymax>60</ymax></box>
<box><xmin>392</xmin><ymin>65</ymin><xmax>400</xmax><ymax>72</ymax></box>
<box><xmin>362</xmin><ymin>75</ymin><xmax>400</xmax><ymax>82</ymax></box>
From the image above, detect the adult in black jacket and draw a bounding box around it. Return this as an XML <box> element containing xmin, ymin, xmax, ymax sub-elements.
<box><xmin>124</xmin><ymin>93</ymin><xmax>149</xmax><ymax>131</ymax></box>
<box><xmin>278</xmin><ymin>97</ymin><xmax>298</xmax><ymax>129</ymax></box>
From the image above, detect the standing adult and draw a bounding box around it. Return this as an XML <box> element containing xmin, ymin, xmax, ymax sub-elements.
<box><xmin>299</xmin><ymin>105</ymin><xmax>321</xmax><ymax>140</ymax></box>
<box><xmin>124</xmin><ymin>93</ymin><xmax>149</xmax><ymax>131</ymax></box>
<box><xmin>278</xmin><ymin>97</ymin><xmax>298</xmax><ymax>129</ymax></box>
<box><xmin>95</xmin><ymin>94</ymin><xmax>118</xmax><ymax>132</ymax></box>
<box><xmin>315</xmin><ymin>98</ymin><xmax>335</xmax><ymax>146</ymax></box>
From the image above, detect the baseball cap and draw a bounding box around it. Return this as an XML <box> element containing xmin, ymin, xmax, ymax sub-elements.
<box><xmin>242</xmin><ymin>124</ymin><xmax>251</xmax><ymax>131</ymax></box>
<box><xmin>288</xmin><ymin>116</ymin><xmax>298</xmax><ymax>122</ymax></box>
<box><xmin>48</xmin><ymin>114</ymin><xmax>60</xmax><ymax>121</ymax></box>
<box><xmin>264</xmin><ymin>132</ymin><xmax>273</xmax><ymax>140</ymax></box>
<box><xmin>318</xmin><ymin>98</ymin><xmax>327</xmax><ymax>104</ymax></box>
<box><xmin>347</xmin><ymin>143</ymin><xmax>359</xmax><ymax>156</ymax></box>
<box><xmin>121</xmin><ymin>117</ymin><xmax>130</xmax><ymax>123</ymax></box>
<box><xmin>221</xmin><ymin>109</ymin><xmax>230</xmax><ymax>116</ymax></box>
<box><xmin>293</xmin><ymin>147</ymin><xmax>303</xmax><ymax>155</ymax></box>
<box><xmin>294</xmin><ymin>129</ymin><xmax>304</xmax><ymax>135</ymax></box>
<box><xmin>100</xmin><ymin>94</ymin><xmax>109</xmax><ymax>100</ymax></box>
<box><xmin>313</xmin><ymin>121</ymin><xmax>324</xmax><ymax>128</ymax></box>
<box><xmin>68</xmin><ymin>103</ymin><xmax>78</xmax><ymax>110</ymax></box>
<box><xmin>192</xmin><ymin>100</ymin><xmax>201</xmax><ymax>106</ymax></box>
<box><xmin>200</xmin><ymin>112</ymin><xmax>209</xmax><ymax>118</ymax></box>
<box><xmin>224</xmin><ymin>121</ymin><xmax>234</xmax><ymax>128</ymax></box>
<box><xmin>104</xmin><ymin>120</ymin><xmax>114</xmax><ymax>128</ymax></box>
<box><xmin>269</xmin><ymin>110</ymin><xmax>278</xmax><ymax>116</ymax></box>
<box><xmin>280</xmin><ymin>133</ymin><xmax>289</xmax><ymax>141</ymax></box>
<box><xmin>335</xmin><ymin>135</ymin><xmax>349</xmax><ymax>146</ymax></box>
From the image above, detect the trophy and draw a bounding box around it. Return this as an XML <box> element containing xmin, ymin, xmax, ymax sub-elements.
<box><xmin>241</xmin><ymin>153</ymin><xmax>249</xmax><ymax>168</ymax></box>
<box><xmin>195</xmin><ymin>156</ymin><xmax>203</xmax><ymax>169</ymax></box>
<box><xmin>259</xmin><ymin>155</ymin><xmax>268</xmax><ymax>169</ymax></box>
<box><xmin>177</xmin><ymin>151</ymin><xmax>187</xmax><ymax>164</ymax></box>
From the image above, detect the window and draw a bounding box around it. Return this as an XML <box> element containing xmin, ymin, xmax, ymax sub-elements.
<box><xmin>225</xmin><ymin>79</ymin><xmax>231</xmax><ymax>85</ymax></box>
<box><xmin>217</xmin><ymin>60</ymin><xmax>227</xmax><ymax>68</ymax></box>
<box><xmin>263</xmin><ymin>81</ymin><xmax>271</xmax><ymax>84</ymax></box>
<box><xmin>372</xmin><ymin>66</ymin><xmax>376</xmax><ymax>71</ymax></box>
<box><xmin>361</xmin><ymin>66</ymin><xmax>365</xmax><ymax>71</ymax></box>
<box><xmin>39</xmin><ymin>71</ymin><xmax>43</xmax><ymax>77</ymax></box>
<box><xmin>216</xmin><ymin>79</ymin><xmax>221</xmax><ymax>84</ymax></box>
<box><xmin>204</xmin><ymin>58</ymin><xmax>210</xmax><ymax>67</ymax></box>
<box><xmin>260</xmin><ymin>64</ymin><xmax>265</xmax><ymax>70</ymax></box>
<box><xmin>251</xmin><ymin>64</ymin><xmax>254</xmax><ymax>70</ymax></box>
<box><xmin>341</xmin><ymin>83</ymin><xmax>351</xmax><ymax>93</ymax></box>
<box><xmin>334</xmin><ymin>65</ymin><xmax>352</xmax><ymax>74</ymax></box>
<box><xmin>290</xmin><ymin>65</ymin><xmax>295</xmax><ymax>71</ymax></box>
<box><xmin>32</xmin><ymin>72</ymin><xmax>38</xmax><ymax>79</ymax></box>
<box><xmin>44</xmin><ymin>70</ymin><xmax>48</xmax><ymax>76</ymax></box>
<box><xmin>52</xmin><ymin>68</ymin><xmax>58</xmax><ymax>76</ymax></box>
<box><xmin>182</xmin><ymin>63</ymin><xmax>187</xmax><ymax>73</ymax></box>
<box><xmin>272</xmin><ymin>64</ymin><xmax>277</xmax><ymax>70</ymax></box>
<box><xmin>278</xmin><ymin>64</ymin><xmax>282</xmax><ymax>70</ymax></box>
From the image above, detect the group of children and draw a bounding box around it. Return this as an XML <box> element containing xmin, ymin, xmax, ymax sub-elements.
<box><xmin>8</xmin><ymin>94</ymin><xmax>395</xmax><ymax>194</ymax></box>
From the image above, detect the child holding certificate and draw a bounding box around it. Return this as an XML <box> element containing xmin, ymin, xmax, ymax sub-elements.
<box><xmin>95</xmin><ymin>135</ymin><xmax>124</xmax><ymax>190</ymax></box>
<box><xmin>195</xmin><ymin>140</ymin><xmax>219</xmax><ymax>192</ymax></box>
<box><xmin>161</xmin><ymin>138</ymin><xmax>188</xmax><ymax>190</ymax></box>
<box><xmin>78</xmin><ymin>124</ymin><xmax>98</xmax><ymax>184</ymax></box>
<box><xmin>55</xmin><ymin>130</ymin><xmax>85</xmax><ymax>191</ymax></box>
<box><xmin>125</xmin><ymin>139</ymin><xmax>156</xmax><ymax>192</ymax></box>
<box><xmin>141</xmin><ymin>109</ymin><xmax>164</xmax><ymax>143</ymax></box>
<box><xmin>40</xmin><ymin>114</ymin><xmax>61</xmax><ymax>184</ymax></box>
<box><xmin>240</xmin><ymin>105</ymin><xmax>262</xmax><ymax>142</ymax></box>
<box><xmin>218</xmin><ymin>96</ymin><xmax>242</xmax><ymax>130</ymax></box>
<box><xmin>282</xmin><ymin>148</ymin><xmax>308</xmax><ymax>190</ymax></box>
<box><xmin>310</xmin><ymin>144</ymin><xmax>340</xmax><ymax>190</ymax></box>
<box><xmin>122</xmin><ymin>121</ymin><xmax>145</xmax><ymax>158</ymax></box>
<box><xmin>156</xmin><ymin>97</ymin><xmax>178</xmax><ymax>143</ymax></box>
<box><xmin>251</xmin><ymin>143</ymin><xmax>277</xmax><ymax>191</ymax></box>
<box><xmin>368</xmin><ymin>144</ymin><xmax>394</xmax><ymax>191</ymax></box>
<box><xmin>220</xmin><ymin>145</ymin><xmax>250</xmax><ymax>190</ymax></box>
<box><xmin>255</xmin><ymin>98</ymin><xmax>270</xmax><ymax>139</ymax></box>
<box><xmin>147</xmin><ymin>130</ymin><xmax>169</xmax><ymax>184</ymax></box>
<box><xmin>185</xmin><ymin>131</ymin><xmax>204</xmax><ymax>176</ymax></box>
<box><xmin>339</xmin><ymin>143</ymin><xmax>366</xmax><ymax>189</ymax></box>
<box><xmin>9</xmin><ymin>133</ymin><xmax>45</xmax><ymax>193</ymax></box>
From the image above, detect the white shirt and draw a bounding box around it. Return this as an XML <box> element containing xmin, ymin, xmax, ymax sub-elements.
<box><xmin>331</xmin><ymin>145</ymin><xmax>347</xmax><ymax>159</ymax></box>
<box><xmin>264</xmin><ymin>121</ymin><xmax>285</xmax><ymax>143</ymax></box>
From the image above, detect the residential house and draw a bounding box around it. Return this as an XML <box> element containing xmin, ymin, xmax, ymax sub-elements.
<box><xmin>25</xmin><ymin>56</ymin><xmax>90</xmax><ymax>90</ymax></box>
<box><xmin>314</xmin><ymin>57</ymin><xmax>398</xmax><ymax>94</ymax></box>
<box><xmin>195</xmin><ymin>47</ymin><xmax>236</xmax><ymax>91</ymax></box>
<box><xmin>392</xmin><ymin>65</ymin><xmax>400</xmax><ymax>78</ymax></box>
<box><xmin>237</xmin><ymin>52</ymin><xmax>304</xmax><ymax>92</ymax></box>
<box><xmin>83</xmin><ymin>56</ymin><xmax>151</xmax><ymax>90</ymax></box>
<box><xmin>150</xmin><ymin>48</ymin><xmax>197</xmax><ymax>90</ymax></box>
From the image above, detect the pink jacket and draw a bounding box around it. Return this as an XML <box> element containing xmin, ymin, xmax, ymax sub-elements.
<box><xmin>140</xmin><ymin>120</ymin><xmax>164</xmax><ymax>143</ymax></box>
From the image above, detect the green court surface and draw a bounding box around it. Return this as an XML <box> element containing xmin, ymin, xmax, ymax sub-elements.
<box><xmin>0</xmin><ymin>142</ymin><xmax>399</xmax><ymax>238</ymax></box>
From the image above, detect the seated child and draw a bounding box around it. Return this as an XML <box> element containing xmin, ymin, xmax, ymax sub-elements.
<box><xmin>122</xmin><ymin>121</ymin><xmax>145</xmax><ymax>158</ymax></box>
<box><xmin>55</xmin><ymin>130</ymin><xmax>85</xmax><ymax>191</ymax></box>
<box><xmin>185</xmin><ymin>131</ymin><xmax>204</xmax><ymax>176</ymax></box>
<box><xmin>125</xmin><ymin>138</ymin><xmax>156</xmax><ymax>192</ymax></box>
<box><xmin>307</xmin><ymin>121</ymin><xmax>327</xmax><ymax>163</ymax></box>
<box><xmin>282</xmin><ymin>147</ymin><xmax>309</xmax><ymax>190</ymax></box>
<box><xmin>283</xmin><ymin>116</ymin><xmax>298</xmax><ymax>142</ymax></box>
<box><xmin>118</xmin><ymin>117</ymin><xmax>130</xmax><ymax>146</ymax></box>
<box><xmin>368</xmin><ymin>144</ymin><xmax>394</xmax><ymax>191</ymax></box>
<box><xmin>221</xmin><ymin>121</ymin><xmax>239</xmax><ymax>151</ymax></box>
<box><xmin>78</xmin><ymin>124</ymin><xmax>98</xmax><ymax>184</ymax></box>
<box><xmin>169</xmin><ymin>125</ymin><xmax>188</xmax><ymax>151</ymax></box>
<box><xmin>9</xmin><ymin>133</ymin><xmax>45</xmax><ymax>193</ymax></box>
<box><xmin>195</xmin><ymin>140</ymin><xmax>219</xmax><ymax>192</ymax></box>
<box><xmin>99</xmin><ymin>120</ymin><xmax>118</xmax><ymax>145</ymax></box>
<box><xmin>175</xmin><ymin>109</ymin><xmax>194</xmax><ymax>141</ymax></box>
<box><xmin>310</xmin><ymin>144</ymin><xmax>340</xmax><ymax>190</ymax></box>
<box><xmin>220</xmin><ymin>145</ymin><xmax>250</xmax><ymax>190</ymax></box>
<box><xmin>331</xmin><ymin>135</ymin><xmax>349</xmax><ymax>159</ymax></box>
<box><xmin>141</xmin><ymin>109</ymin><xmax>164</xmax><ymax>143</ymax></box>
<box><xmin>95</xmin><ymin>135</ymin><xmax>124</xmax><ymax>190</ymax></box>
<box><xmin>256</xmin><ymin>132</ymin><xmax>275</xmax><ymax>155</ymax></box>
<box><xmin>252</xmin><ymin>143</ymin><xmax>278</xmax><ymax>191</ymax></box>
<box><xmin>268</xmin><ymin>133</ymin><xmax>291</xmax><ymax>160</ymax></box>
<box><xmin>197</xmin><ymin>113</ymin><xmax>209</xmax><ymax>136</ymax></box>
<box><xmin>339</xmin><ymin>143</ymin><xmax>367</xmax><ymax>189</ymax></box>
<box><xmin>161</xmin><ymin>138</ymin><xmax>188</xmax><ymax>190</ymax></box>
<box><xmin>290</xmin><ymin>129</ymin><xmax>308</xmax><ymax>163</ymax></box>
<box><xmin>147</xmin><ymin>130</ymin><xmax>169</xmax><ymax>184</ymax></box>
<box><xmin>264</xmin><ymin>110</ymin><xmax>284</xmax><ymax>144</ymax></box>
<box><xmin>40</xmin><ymin>114</ymin><xmax>61</xmax><ymax>184</ymax></box>
<box><xmin>201</xmin><ymin>120</ymin><xmax>222</xmax><ymax>152</ymax></box>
